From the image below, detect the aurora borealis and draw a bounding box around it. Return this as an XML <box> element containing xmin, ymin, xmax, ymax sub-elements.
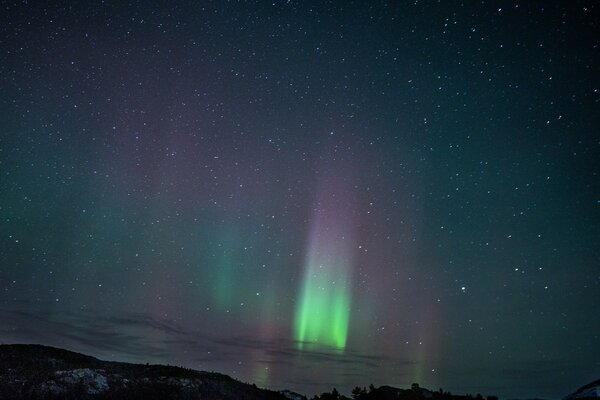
<box><xmin>295</xmin><ymin>170</ymin><xmax>356</xmax><ymax>350</ymax></box>
<box><xmin>1</xmin><ymin>1</ymin><xmax>599</xmax><ymax>399</ymax></box>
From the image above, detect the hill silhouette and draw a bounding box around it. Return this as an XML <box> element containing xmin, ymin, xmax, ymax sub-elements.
<box><xmin>564</xmin><ymin>378</ymin><xmax>600</xmax><ymax>400</ymax></box>
<box><xmin>0</xmin><ymin>344</ymin><xmax>597</xmax><ymax>400</ymax></box>
<box><xmin>311</xmin><ymin>383</ymin><xmax>498</xmax><ymax>400</ymax></box>
<box><xmin>0</xmin><ymin>344</ymin><xmax>285</xmax><ymax>400</ymax></box>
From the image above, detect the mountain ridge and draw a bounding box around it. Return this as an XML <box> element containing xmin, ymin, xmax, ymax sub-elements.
<box><xmin>0</xmin><ymin>344</ymin><xmax>597</xmax><ymax>400</ymax></box>
<box><xmin>0</xmin><ymin>344</ymin><xmax>285</xmax><ymax>400</ymax></box>
<box><xmin>564</xmin><ymin>379</ymin><xmax>600</xmax><ymax>400</ymax></box>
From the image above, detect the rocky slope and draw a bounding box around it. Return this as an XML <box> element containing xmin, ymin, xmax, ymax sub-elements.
<box><xmin>564</xmin><ymin>379</ymin><xmax>600</xmax><ymax>400</ymax></box>
<box><xmin>0</xmin><ymin>344</ymin><xmax>286</xmax><ymax>400</ymax></box>
<box><xmin>1</xmin><ymin>344</ymin><xmax>596</xmax><ymax>400</ymax></box>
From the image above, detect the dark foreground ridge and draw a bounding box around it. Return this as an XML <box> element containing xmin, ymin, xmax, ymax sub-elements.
<box><xmin>563</xmin><ymin>378</ymin><xmax>600</xmax><ymax>400</ymax></box>
<box><xmin>0</xmin><ymin>344</ymin><xmax>598</xmax><ymax>400</ymax></box>
<box><xmin>0</xmin><ymin>344</ymin><xmax>285</xmax><ymax>400</ymax></box>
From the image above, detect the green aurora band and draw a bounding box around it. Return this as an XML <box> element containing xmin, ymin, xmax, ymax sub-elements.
<box><xmin>294</xmin><ymin>185</ymin><xmax>355</xmax><ymax>351</ymax></box>
<box><xmin>294</xmin><ymin>260</ymin><xmax>351</xmax><ymax>349</ymax></box>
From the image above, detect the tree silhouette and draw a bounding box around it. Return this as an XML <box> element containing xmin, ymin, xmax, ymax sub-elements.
<box><xmin>352</xmin><ymin>386</ymin><xmax>367</xmax><ymax>399</ymax></box>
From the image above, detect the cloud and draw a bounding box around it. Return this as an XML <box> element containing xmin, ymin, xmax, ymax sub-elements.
<box><xmin>0</xmin><ymin>306</ymin><xmax>417</xmax><ymax>396</ymax></box>
<box><xmin>211</xmin><ymin>335</ymin><xmax>395</xmax><ymax>369</ymax></box>
<box><xmin>0</xmin><ymin>308</ymin><xmax>176</xmax><ymax>361</ymax></box>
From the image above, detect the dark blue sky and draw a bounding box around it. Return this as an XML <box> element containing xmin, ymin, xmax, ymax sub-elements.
<box><xmin>1</xmin><ymin>1</ymin><xmax>598</xmax><ymax>398</ymax></box>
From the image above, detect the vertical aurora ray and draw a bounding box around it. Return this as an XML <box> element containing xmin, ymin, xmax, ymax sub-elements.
<box><xmin>294</xmin><ymin>174</ymin><xmax>356</xmax><ymax>350</ymax></box>
<box><xmin>207</xmin><ymin>224</ymin><xmax>246</xmax><ymax>312</ymax></box>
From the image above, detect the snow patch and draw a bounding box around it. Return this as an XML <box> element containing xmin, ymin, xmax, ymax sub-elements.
<box><xmin>572</xmin><ymin>386</ymin><xmax>600</xmax><ymax>399</ymax></box>
<box><xmin>55</xmin><ymin>368</ymin><xmax>109</xmax><ymax>394</ymax></box>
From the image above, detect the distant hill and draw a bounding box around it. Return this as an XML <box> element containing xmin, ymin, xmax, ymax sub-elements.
<box><xmin>331</xmin><ymin>383</ymin><xmax>497</xmax><ymax>400</ymax></box>
<box><xmin>0</xmin><ymin>344</ymin><xmax>286</xmax><ymax>400</ymax></box>
<box><xmin>0</xmin><ymin>344</ymin><xmax>595</xmax><ymax>400</ymax></box>
<box><xmin>564</xmin><ymin>379</ymin><xmax>600</xmax><ymax>400</ymax></box>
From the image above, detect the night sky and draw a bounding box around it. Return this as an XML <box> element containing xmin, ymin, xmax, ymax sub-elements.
<box><xmin>1</xmin><ymin>1</ymin><xmax>599</xmax><ymax>398</ymax></box>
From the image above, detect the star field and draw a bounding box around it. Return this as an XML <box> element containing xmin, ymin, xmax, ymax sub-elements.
<box><xmin>1</xmin><ymin>1</ymin><xmax>599</xmax><ymax>398</ymax></box>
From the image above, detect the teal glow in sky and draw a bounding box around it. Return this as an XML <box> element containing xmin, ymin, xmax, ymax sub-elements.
<box><xmin>295</xmin><ymin>177</ymin><xmax>356</xmax><ymax>350</ymax></box>
<box><xmin>0</xmin><ymin>2</ymin><xmax>599</xmax><ymax>399</ymax></box>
